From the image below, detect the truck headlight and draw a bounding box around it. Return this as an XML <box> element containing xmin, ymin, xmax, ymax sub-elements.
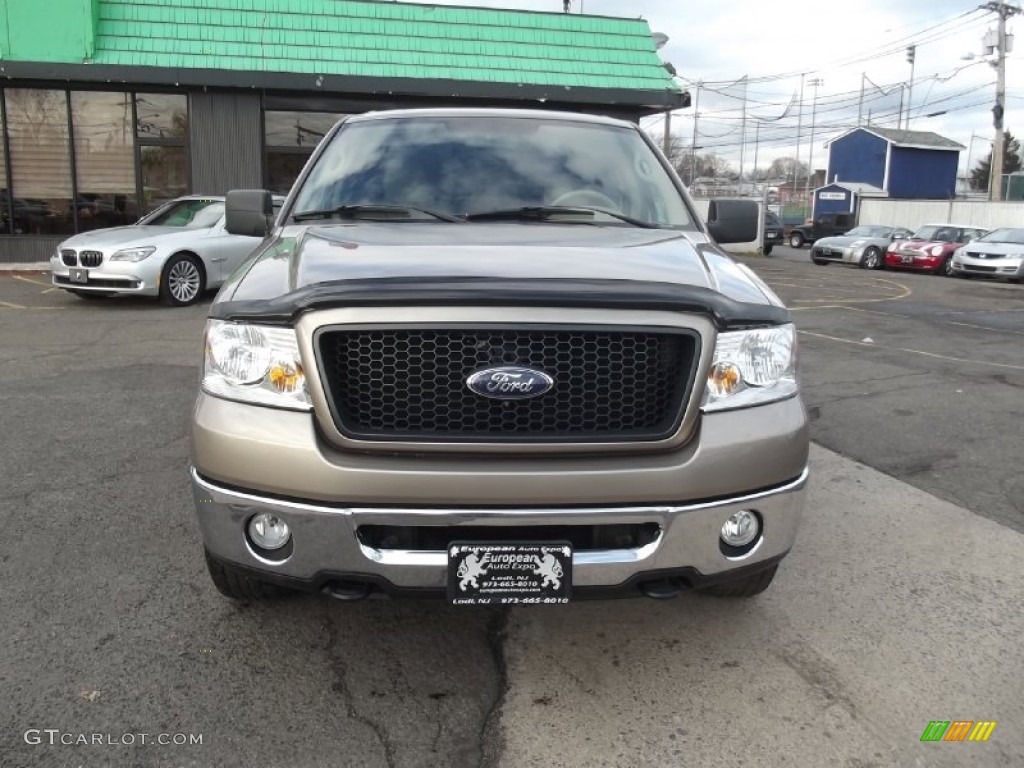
<box><xmin>702</xmin><ymin>324</ymin><xmax>797</xmax><ymax>412</ymax></box>
<box><xmin>202</xmin><ymin>320</ymin><xmax>312</xmax><ymax>410</ymax></box>
<box><xmin>110</xmin><ymin>246</ymin><xmax>156</xmax><ymax>262</ymax></box>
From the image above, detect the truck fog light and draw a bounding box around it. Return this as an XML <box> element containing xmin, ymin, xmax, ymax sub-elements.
<box><xmin>248</xmin><ymin>513</ymin><xmax>291</xmax><ymax>550</ymax></box>
<box><xmin>721</xmin><ymin>510</ymin><xmax>759</xmax><ymax>547</ymax></box>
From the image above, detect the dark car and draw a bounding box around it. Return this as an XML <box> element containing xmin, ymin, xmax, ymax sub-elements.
<box><xmin>763</xmin><ymin>210</ymin><xmax>783</xmax><ymax>255</ymax></box>
<box><xmin>787</xmin><ymin>212</ymin><xmax>855</xmax><ymax>248</ymax></box>
<box><xmin>189</xmin><ymin>109</ymin><xmax>809</xmax><ymax>606</ymax></box>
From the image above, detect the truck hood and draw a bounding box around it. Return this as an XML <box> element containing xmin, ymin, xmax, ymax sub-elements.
<box><xmin>213</xmin><ymin>223</ymin><xmax>789</xmax><ymax>328</ymax></box>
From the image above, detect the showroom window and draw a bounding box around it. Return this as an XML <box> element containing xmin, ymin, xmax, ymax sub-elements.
<box><xmin>264</xmin><ymin>111</ymin><xmax>344</xmax><ymax>195</ymax></box>
<box><xmin>71</xmin><ymin>92</ymin><xmax>139</xmax><ymax>231</ymax></box>
<box><xmin>135</xmin><ymin>93</ymin><xmax>189</xmax><ymax>214</ymax></box>
<box><xmin>4</xmin><ymin>89</ymin><xmax>75</xmax><ymax>236</ymax></box>
<box><xmin>0</xmin><ymin>89</ymin><xmax>189</xmax><ymax>237</ymax></box>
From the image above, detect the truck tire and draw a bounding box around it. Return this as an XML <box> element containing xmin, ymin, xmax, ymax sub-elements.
<box><xmin>789</xmin><ymin>232</ymin><xmax>805</xmax><ymax>248</ymax></box>
<box><xmin>204</xmin><ymin>549</ymin><xmax>291</xmax><ymax>601</ymax></box>
<box><xmin>701</xmin><ymin>565</ymin><xmax>778</xmax><ymax>598</ymax></box>
<box><xmin>763</xmin><ymin>244</ymin><xmax>773</xmax><ymax>256</ymax></box>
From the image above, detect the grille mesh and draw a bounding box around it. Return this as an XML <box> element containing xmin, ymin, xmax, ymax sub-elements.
<box><xmin>317</xmin><ymin>328</ymin><xmax>697</xmax><ymax>442</ymax></box>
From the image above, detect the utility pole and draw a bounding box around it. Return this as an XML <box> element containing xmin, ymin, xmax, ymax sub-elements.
<box><xmin>738</xmin><ymin>76</ymin><xmax>749</xmax><ymax>184</ymax></box>
<box><xmin>904</xmin><ymin>45</ymin><xmax>916</xmax><ymax>129</ymax></box>
<box><xmin>965</xmin><ymin>131</ymin><xmax>976</xmax><ymax>190</ymax></box>
<box><xmin>804</xmin><ymin>78</ymin><xmax>824</xmax><ymax>209</ymax></box>
<box><xmin>689</xmin><ymin>81</ymin><xmax>701</xmax><ymax>187</ymax></box>
<box><xmin>794</xmin><ymin>73</ymin><xmax>805</xmax><ymax>190</ymax></box>
<box><xmin>752</xmin><ymin>121</ymin><xmax>761</xmax><ymax>185</ymax></box>
<box><xmin>981</xmin><ymin>1</ymin><xmax>1021</xmax><ymax>201</ymax></box>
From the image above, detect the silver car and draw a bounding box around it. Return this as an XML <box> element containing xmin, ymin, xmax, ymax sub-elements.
<box><xmin>50</xmin><ymin>195</ymin><xmax>282</xmax><ymax>306</ymax></box>
<box><xmin>810</xmin><ymin>225</ymin><xmax>912</xmax><ymax>270</ymax></box>
<box><xmin>951</xmin><ymin>227</ymin><xmax>1024</xmax><ymax>283</ymax></box>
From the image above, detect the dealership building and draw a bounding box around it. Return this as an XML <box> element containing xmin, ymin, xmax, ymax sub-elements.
<box><xmin>0</xmin><ymin>0</ymin><xmax>684</xmax><ymax>262</ymax></box>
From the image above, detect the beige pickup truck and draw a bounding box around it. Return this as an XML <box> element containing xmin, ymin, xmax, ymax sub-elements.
<box><xmin>190</xmin><ymin>108</ymin><xmax>809</xmax><ymax>606</ymax></box>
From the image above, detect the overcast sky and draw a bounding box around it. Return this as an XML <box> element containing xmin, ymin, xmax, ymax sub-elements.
<box><xmin>409</xmin><ymin>0</ymin><xmax>1021</xmax><ymax>178</ymax></box>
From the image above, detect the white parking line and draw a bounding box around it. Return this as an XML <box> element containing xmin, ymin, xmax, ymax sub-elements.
<box><xmin>840</xmin><ymin>305</ymin><xmax>1024</xmax><ymax>337</ymax></box>
<box><xmin>798</xmin><ymin>329</ymin><xmax>1024</xmax><ymax>371</ymax></box>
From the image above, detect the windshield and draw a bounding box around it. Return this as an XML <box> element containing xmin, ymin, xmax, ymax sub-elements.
<box><xmin>911</xmin><ymin>225</ymin><xmax>957</xmax><ymax>242</ymax></box>
<box><xmin>142</xmin><ymin>199</ymin><xmax>224</xmax><ymax>229</ymax></box>
<box><xmin>291</xmin><ymin>116</ymin><xmax>693</xmax><ymax>228</ymax></box>
<box><xmin>846</xmin><ymin>226</ymin><xmax>889</xmax><ymax>237</ymax></box>
<box><xmin>978</xmin><ymin>227</ymin><xmax>1024</xmax><ymax>244</ymax></box>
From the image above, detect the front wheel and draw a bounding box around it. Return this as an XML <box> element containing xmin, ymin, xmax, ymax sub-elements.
<box><xmin>701</xmin><ymin>565</ymin><xmax>778</xmax><ymax>598</ymax></box>
<box><xmin>763</xmin><ymin>244</ymin><xmax>773</xmax><ymax>256</ymax></box>
<box><xmin>789</xmin><ymin>232</ymin><xmax>805</xmax><ymax>248</ymax></box>
<box><xmin>939</xmin><ymin>257</ymin><xmax>956</xmax><ymax>277</ymax></box>
<box><xmin>160</xmin><ymin>253</ymin><xmax>205</xmax><ymax>306</ymax></box>
<box><xmin>860</xmin><ymin>246</ymin><xmax>883</xmax><ymax>270</ymax></box>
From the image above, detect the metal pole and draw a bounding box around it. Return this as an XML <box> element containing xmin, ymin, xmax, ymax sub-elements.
<box><xmin>663</xmin><ymin>109</ymin><xmax>672</xmax><ymax>156</ymax></box>
<box><xmin>905</xmin><ymin>46</ymin><xmax>916</xmax><ymax>130</ymax></box>
<box><xmin>857</xmin><ymin>73</ymin><xmax>865</xmax><ymax>126</ymax></box>
<box><xmin>805</xmin><ymin>78</ymin><xmax>822</xmax><ymax>213</ymax></box>
<box><xmin>689</xmin><ymin>81</ymin><xmax>701</xmax><ymax>187</ymax></box>
<box><xmin>794</xmin><ymin>74</ymin><xmax>805</xmax><ymax>190</ymax></box>
<box><xmin>753</xmin><ymin>121</ymin><xmax>761</xmax><ymax>185</ymax></box>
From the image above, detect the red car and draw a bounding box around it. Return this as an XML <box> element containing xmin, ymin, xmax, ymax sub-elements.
<box><xmin>885</xmin><ymin>223</ymin><xmax>988</xmax><ymax>276</ymax></box>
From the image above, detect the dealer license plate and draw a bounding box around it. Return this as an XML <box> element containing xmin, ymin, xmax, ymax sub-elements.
<box><xmin>70</xmin><ymin>268</ymin><xmax>89</xmax><ymax>284</ymax></box>
<box><xmin>447</xmin><ymin>542</ymin><xmax>572</xmax><ymax>605</ymax></box>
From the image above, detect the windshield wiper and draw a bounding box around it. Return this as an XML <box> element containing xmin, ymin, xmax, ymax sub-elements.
<box><xmin>292</xmin><ymin>204</ymin><xmax>461</xmax><ymax>223</ymax></box>
<box><xmin>464</xmin><ymin>206</ymin><xmax>658</xmax><ymax>229</ymax></box>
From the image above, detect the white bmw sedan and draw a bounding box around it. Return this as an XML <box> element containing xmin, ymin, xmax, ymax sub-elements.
<box><xmin>51</xmin><ymin>195</ymin><xmax>281</xmax><ymax>306</ymax></box>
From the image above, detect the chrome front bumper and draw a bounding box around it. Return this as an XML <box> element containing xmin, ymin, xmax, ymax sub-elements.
<box><xmin>192</xmin><ymin>467</ymin><xmax>808</xmax><ymax>592</ymax></box>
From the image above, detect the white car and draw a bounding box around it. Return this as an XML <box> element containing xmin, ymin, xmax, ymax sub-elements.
<box><xmin>51</xmin><ymin>195</ymin><xmax>282</xmax><ymax>306</ymax></box>
<box><xmin>951</xmin><ymin>227</ymin><xmax>1024</xmax><ymax>283</ymax></box>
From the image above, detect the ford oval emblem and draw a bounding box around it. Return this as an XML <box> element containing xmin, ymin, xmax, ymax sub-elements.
<box><xmin>466</xmin><ymin>366</ymin><xmax>554</xmax><ymax>400</ymax></box>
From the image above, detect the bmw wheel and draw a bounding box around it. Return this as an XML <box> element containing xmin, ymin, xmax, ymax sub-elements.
<box><xmin>160</xmin><ymin>253</ymin><xmax>205</xmax><ymax>306</ymax></box>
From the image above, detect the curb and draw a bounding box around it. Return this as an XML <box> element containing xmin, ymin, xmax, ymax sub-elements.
<box><xmin>0</xmin><ymin>265</ymin><xmax>51</xmax><ymax>274</ymax></box>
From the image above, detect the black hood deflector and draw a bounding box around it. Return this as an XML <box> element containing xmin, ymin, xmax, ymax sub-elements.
<box><xmin>209</xmin><ymin>276</ymin><xmax>790</xmax><ymax>329</ymax></box>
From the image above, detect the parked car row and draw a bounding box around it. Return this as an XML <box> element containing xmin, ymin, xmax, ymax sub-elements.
<box><xmin>808</xmin><ymin>222</ymin><xmax>1024</xmax><ymax>283</ymax></box>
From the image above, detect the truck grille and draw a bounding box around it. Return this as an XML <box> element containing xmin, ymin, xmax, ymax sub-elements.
<box><xmin>316</xmin><ymin>327</ymin><xmax>699</xmax><ymax>442</ymax></box>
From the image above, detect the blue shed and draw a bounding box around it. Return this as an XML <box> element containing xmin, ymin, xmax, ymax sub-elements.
<box><xmin>824</xmin><ymin>127</ymin><xmax>964</xmax><ymax>200</ymax></box>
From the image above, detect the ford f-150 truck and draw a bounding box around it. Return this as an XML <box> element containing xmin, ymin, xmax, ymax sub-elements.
<box><xmin>190</xmin><ymin>109</ymin><xmax>809</xmax><ymax>606</ymax></box>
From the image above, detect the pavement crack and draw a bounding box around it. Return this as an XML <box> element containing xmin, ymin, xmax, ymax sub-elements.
<box><xmin>477</xmin><ymin>608</ymin><xmax>509</xmax><ymax>768</ymax></box>
<box><xmin>323</xmin><ymin>604</ymin><xmax>396</xmax><ymax>768</ymax></box>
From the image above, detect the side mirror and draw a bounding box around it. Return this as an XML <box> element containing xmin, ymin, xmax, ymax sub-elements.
<box><xmin>706</xmin><ymin>199</ymin><xmax>758</xmax><ymax>244</ymax></box>
<box><xmin>225</xmin><ymin>189</ymin><xmax>274</xmax><ymax>237</ymax></box>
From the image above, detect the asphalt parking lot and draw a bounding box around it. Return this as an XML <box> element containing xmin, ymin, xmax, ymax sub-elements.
<box><xmin>1</xmin><ymin>265</ymin><xmax>1021</xmax><ymax>768</ymax></box>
